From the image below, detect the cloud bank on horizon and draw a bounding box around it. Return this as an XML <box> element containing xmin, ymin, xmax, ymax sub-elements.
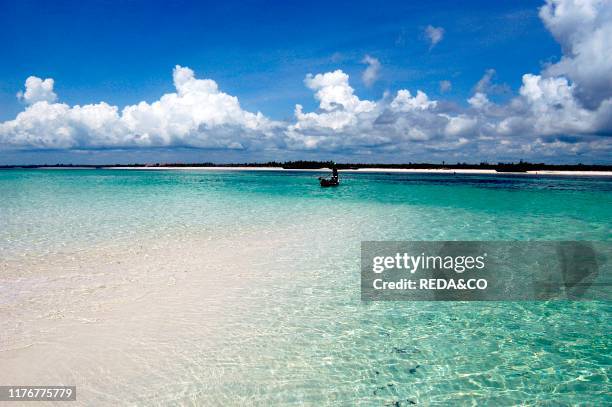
<box><xmin>1</xmin><ymin>0</ymin><xmax>611</xmax><ymax>163</ymax></box>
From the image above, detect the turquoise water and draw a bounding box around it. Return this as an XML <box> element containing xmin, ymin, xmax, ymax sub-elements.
<box><xmin>1</xmin><ymin>169</ymin><xmax>611</xmax><ymax>405</ymax></box>
<box><xmin>2</xmin><ymin>169</ymin><xmax>610</xmax><ymax>257</ymax></box>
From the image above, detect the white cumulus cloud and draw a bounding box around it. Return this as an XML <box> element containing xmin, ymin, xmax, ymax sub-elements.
<box><xmin>17</xmin><ymin>76</ymin><xmax>57</xmax><ymax>104</ymax></box>
<box><xmin>390</xmin><ymin>90</ymin><xmax>437</xmax><ymax>111</ymax></box>
<box><xmin>540</xmin><ymin>0</ymin><xmax>612</xmax><ymax>109</ymax></box>
<box><xmin>1</xmin><ymin>66</ymin><xmax>279</xmax><ymax>150</ymax></box>
<box><xmin>292</xmin><ymin>70</ymin><xmax>376</xmax><ymax>132</ymax></box>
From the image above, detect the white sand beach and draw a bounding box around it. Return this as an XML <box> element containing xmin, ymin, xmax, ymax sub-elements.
<box><xmin>108</xmin><ymin>166</ymin><xmax>612</xmax><ymax>176</ymax></box>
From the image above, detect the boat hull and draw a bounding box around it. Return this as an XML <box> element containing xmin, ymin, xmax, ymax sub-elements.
<box><xmin>319</xmin><ymin>178</ymin><xmax>339</xmax><ymax>187</ymax></box>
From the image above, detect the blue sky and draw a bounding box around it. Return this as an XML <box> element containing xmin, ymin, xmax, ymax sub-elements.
<box><xmin>0</xmin><ymin>0</ymin><xmax>555</xmax><ymax>120</ymax></box>
<box><xmin>1</xmin><ymin>0</ymin><xmax>611</xmax><ymax>164</ymax></box>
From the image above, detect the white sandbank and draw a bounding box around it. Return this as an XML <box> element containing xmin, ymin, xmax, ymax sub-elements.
<box><xmin>109</xmin><ymin>166</ymin><xmax>612</xmax><ymax>176</ymax></box>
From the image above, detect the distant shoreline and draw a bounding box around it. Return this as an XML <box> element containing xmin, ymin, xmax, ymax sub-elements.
<box><xmin>1</xmin><ymin>165</ymin><xmax>606</xmax><ymax>176</ymax></box>
<box><xmin>3</xmin><ymin>162</ymin><xmax>612</xmax><ymax>176</ymax></box>
<box><xmin>110</xmin><ymin>166</ymin><xmax>612</xmax><ymax>176</ymax></box>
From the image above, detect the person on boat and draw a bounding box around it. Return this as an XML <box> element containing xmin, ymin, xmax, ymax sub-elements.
<box><xmin>332</xmin><ymin>165</ymin><xmax>338</xmax><ymax>181</ymax></box>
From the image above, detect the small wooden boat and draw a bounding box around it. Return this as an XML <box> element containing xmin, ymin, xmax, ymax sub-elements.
<box><xmin>319</xmin><ymin>165</ymin><xmax>340</xmax><ymax>187</ymax></box>
<box><xmin>319</xmin><ymin>176</ymin><xmax>339</xmax><ymax>187</ymax></box>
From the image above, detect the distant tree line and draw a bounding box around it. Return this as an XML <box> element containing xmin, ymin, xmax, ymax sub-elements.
<box><xmin>1</xmin><ymin>160</ymin><xmax>611</xmax><ymax>172</ymax></box>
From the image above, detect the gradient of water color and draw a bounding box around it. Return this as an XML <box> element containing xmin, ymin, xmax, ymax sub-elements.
<box><xmin>1</xmin><ymin>169</ymin><xmax>610</xmax><ymax>405</ymax></box>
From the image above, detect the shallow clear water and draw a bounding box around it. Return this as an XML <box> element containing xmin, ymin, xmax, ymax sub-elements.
<box><xmin>1</xmin><ymin>169</ymin><xmax>611</xmax><ymax>405</ymax></box>
<box><xmin>2</xmin><ymin>169</ymin><xmax>610</xmax><ymax>256</ymax></box>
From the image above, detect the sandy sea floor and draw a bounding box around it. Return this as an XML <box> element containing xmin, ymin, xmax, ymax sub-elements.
<box><xmin>1</xmin><ymin>225</ymin><xmax>317</xmax><ymax>404</ymax></box>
